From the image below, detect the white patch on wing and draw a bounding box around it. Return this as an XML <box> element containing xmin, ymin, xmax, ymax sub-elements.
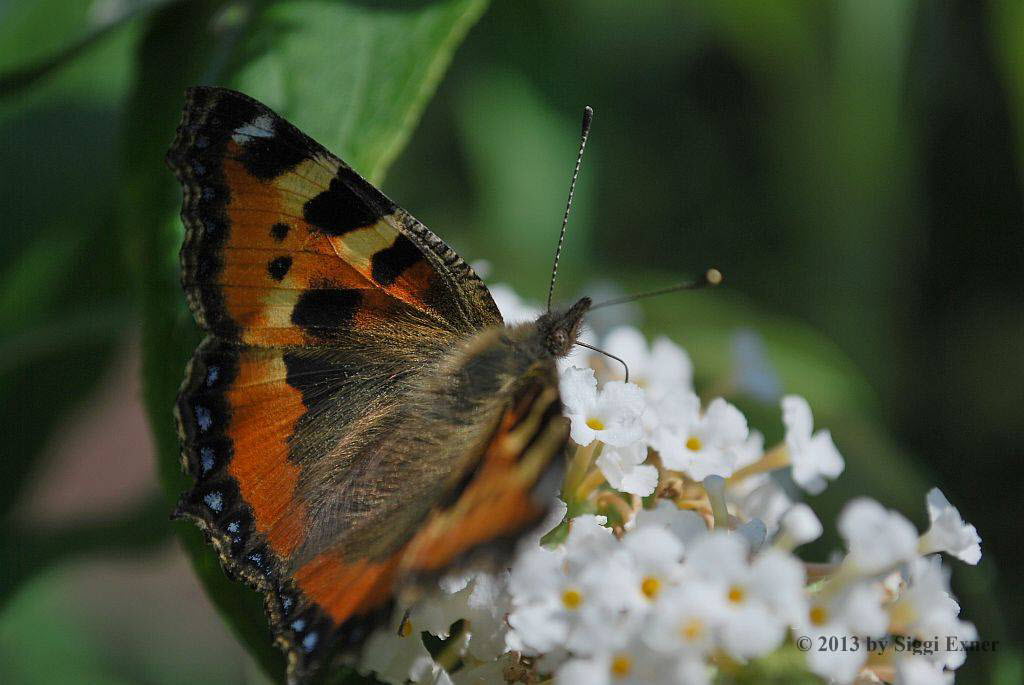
<box><xmin>232</xmin><ymin>114</ymin><xmax>275</xmax><ymax>143</ymax></box>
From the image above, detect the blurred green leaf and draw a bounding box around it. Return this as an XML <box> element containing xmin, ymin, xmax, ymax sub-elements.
<box><xmin>991</xmin><ymin>0</ymin><xmax>1024</xmax><ymax>192</ymax></box>
<box><xmin>454</xmin><ymin>69</ymin><xmax>595</xmax><ymax>295</ymax></box>
<box><xmin>0</xmin><ymin>495</ymin><xmax>170</xmax><ymax>609</ymax></box>
<box><xmin>124</xmin><ymin>1</ymin><xmax>487</xmax><ymax>680</ymax></box>
<box><xmin>0</xmin><ymin>0</ymin><xmax>178</xmax><ymax>96</ymax></box>
<box><xmin>717</xmin><ymin>643</ymin><xmax>821</xmax><ymax>684</ymax></box>
<box><xmin>702</xmin><ymin>0</ymin><xmax>917</xmax><ymax>390</ymax></box>
<box><xmin>0</xmin><ymin>0</ymin><xmax>106</xmax><ymax>74</ymax></box>
<box><xmin>0</xmin><ymin>6</ymin><xmax>140</xmax><ymax>520</ymax></box>
<box><xmin>0</xmin><ymin>567</ymin><xmax>134</xmax><ymax>685</ymax></box>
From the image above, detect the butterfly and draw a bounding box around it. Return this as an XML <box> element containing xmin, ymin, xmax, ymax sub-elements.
<box><xmin>165</xmin><ymin>87</ymin><xmax>591</xmax><ymax>683</ymax></box>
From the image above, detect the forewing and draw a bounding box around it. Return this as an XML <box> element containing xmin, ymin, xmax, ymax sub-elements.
<box><xmin>166</xmin><ymin>86</ymin><xmax>501</xmax><ymax>345</ymax></box>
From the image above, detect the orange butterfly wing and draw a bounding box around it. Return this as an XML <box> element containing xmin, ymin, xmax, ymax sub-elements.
<box><xmin>169</xmin><ymin>86</ymin><xmax>500</xmax><ymax>346</ymax></box>
<box><xmin>167</xmin><ymin>88</ymin><xmax>568</xmax><ymax>684</ymax></box>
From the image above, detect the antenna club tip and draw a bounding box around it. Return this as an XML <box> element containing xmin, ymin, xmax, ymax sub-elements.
<box><xmin>581</xmin><ymin>106</ymin><xmax>594</xmax><ymax>133</ymax></box>
<box><xmin>706</xmin><ymin>268</ymin><xmax>723</xmax><ymax>286</ymax></box>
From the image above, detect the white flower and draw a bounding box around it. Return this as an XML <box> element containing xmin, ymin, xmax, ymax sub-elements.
<box><xmin>894</xmin><ymin>657</ymin><xmax>955</xmax><ymax>685</ymax></box>
<box><xmin>450</xmin><ymin>659</ymin><xmax>506</xmax><ymax>685</ymax></box>
<box><xmin>735</xmin><ymin>518</ymin><xmax>767</xmax><ymax>551</ymax></box>
<box><xmin>563</xmin><ymin>515</ymin><xmax>621</xmax><ymax>571</ymax></box>
<box><xmin>674</xmin><ymin>657</ymin><xmax>713</xmax><ymax>685</ymax></box>
<box><xmin>802</xmin><ymin>639</ymin><xmax>866</xmax><ymax>685</ymax></box>
<box><xmin>838</xmin><ymin>498</ymin><xmax>919</xmax><ymax>576</ymax></box>
<box><xmin>508</xmin><ymin>517</ymin><xmax>643</xmax><ymax>656</ymax></box>
<box><xmin>629</xmin><ymin>501</ymin><xmax>708</xmax><ymax>546</ymax></box>
<box><xmin>775</xmin><ymin>503</ymin><xmax>823</xmax><ymax>550</ymax></box>
<box><xmin>796</xmin><ymin>582</ymin><xmax>888</xmax><ymax>683</ymax></box>
<box><xmin>919</xmin><ymin>487</ymin><xmax>981</xmax><ymax>565</ymax></box>
<box><xmin>556</xmin><ymin>636</ymin><xmax>688</xmax><ymax>685</ymax></box>
<box><xmin>415</xmin><ymin>571</ymin><xmax>510</xmax><ymax>661</ymax></box>
<box><xmin>359</xmin><ymin>612</ymin><xmax>435</xmax><ymax>685</ymax></box>
<box><xmin>597</xmin><ymin>442</ymin><xmax>658</xmax><ymax>496</ymax></box>
<box><xmin>409</xmin><ymin>656</ymin><xmax>453</xmax><ymax>685</ymax></box>
<box><xmin>684</xmin><ymin>533</ymin><xmax>804</xmax><ymax>659</ymax></box>
<box><xmin>643</xmin><ymin>582</ymin><xmax>726</xmax><ymax>659</ymax></box>
<box><xmin>889</xmin><ymin>556</ymin><xmax>978</xmax><ymax>671</ymax></box>
<box><xmin>460</xmin><ymin>574</ymin><xmax>513</xmax><ymax>660</ymax></box>
<box><xmin>811</xmin><ymin>580</ymin><xmax>889</xmax><ymax>636</ymax></box>
<box><xmin>649</xmin><ymin>394</ymin><xmax>749</xmax><ymax>480</ymax></box>
<box><xmin>621</xmin><ymin>525</ymin><xmax>685</xmax><ymax>602</ymax></box>
<box><xmin>781</xmin><ymin>395</ymin><xmax>844</xmax><ymax>494</ymax></box>
<box><xmin>489</xmin><ymin>283</ymin><xmax>542</xmax><ymax>323</ymax></box>
<box><xmin>560</xmin><ymin>367</ymin><xmax>646</xmax><ymax>447</ymax></box>
<box><xmin>728</xmin><ymin>474</ymin><xmax>792</xmax><ymax>538</ymax></box>
<box><xmin>732</xmin><ymin>429</ymin><xmax>766</xmax><ymax>472</ymax></box>
<box><xmin>519</xmin><ymin>497</ymin><xmax>568</xmax><ymax>549</ymax></box>
<box><xmin>601</xmin><ymin>326</ymin><xmax>693</xmax><ymax>399</ymax></box>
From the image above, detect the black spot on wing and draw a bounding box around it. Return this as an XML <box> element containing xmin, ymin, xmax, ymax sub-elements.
<box><xmin>371</xmin><ymin>234</ymin><xmax>424</xmax><ymax>286</ymax></box>
<box><xmin>290</xmin><ymin>289</ymin><xmax>362</xmax><ymax>337</ymax></box>
<box><xmin>270</xmin><ymin>222</ymin><xmax>290</xmax><ymax>242</ymax></box>
<box><xmin>303</xmin><ymin>167</ymin><xmax>395</xmax><ymax>236</ymax></box>
<box><xmin>267</xmin><ymin>256</ymin><xmax>292</xmax><ymax>281</ymax></box>
<box><xmin>237</xmin><ymin>124</ymin><xmax>310</xmax><ymax>181</ymax></box>
<box><xmin>282</xmin><ymin>351</ymin><xmax>346</xmax><ymax>412</ymax></box>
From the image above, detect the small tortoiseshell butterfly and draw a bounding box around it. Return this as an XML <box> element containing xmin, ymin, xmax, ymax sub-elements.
<box><xmin>166</xmin><ymin>87</ymin><xmax>591</xmax><ymax>683</ymax></box>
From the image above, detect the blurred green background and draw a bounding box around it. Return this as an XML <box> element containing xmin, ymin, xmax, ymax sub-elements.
<box><xmin>1</xmin><ymin>1</ymin><xmax>1021</xmax><ymax>683</ymax></box>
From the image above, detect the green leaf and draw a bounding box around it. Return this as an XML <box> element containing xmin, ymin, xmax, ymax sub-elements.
<box><xmin>0</xmin><ymin>568</ymin><xmax>136</xmax><ymax>685</ymax></box>
<box><xmin>0</xmin><ymin>0</ymin><xmax>179</xmax><ymax>96</ymax></box>
<box><xmin>991</xmin><ymin>0</ymin><xmax>1024</xmax><ymax>192</ymax></box>
<box><xmin>716</xmin><ymin>643</ymin><xmax>822</xmax><ymax>684</ymax></box>
<box><xmin>0</xmin><ymin>495</ymin><xmax>171</xmax><ymax>609</ymax></box>
<box><xmin>0</xmin><ymin>7</ymin><xmax>140</xmax><ymax>520</ymax></box>
<box><xmin>123</xmin><ymin>1</ymin><xmax>487</xmax><ymax>680</ymax></box>
<box><xmin>453</xmin><ymin>69</ymin><xmax>596</xmax><ymax>296</ymax></box>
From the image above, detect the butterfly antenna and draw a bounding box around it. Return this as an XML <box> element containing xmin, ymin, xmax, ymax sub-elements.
<box><xmin>547</xmin><ymin>106</ymin><xmax>594</xmax><ymax>313</ymax></box>
<box><xmin>575</xmin><ymin>340</ymin><xmax>630</xmax><ymax>383</ymax></box>
<box><xmin>589</xmin><ymin>268</ymin><xmax>723</xmax><ymax>310</ymax></box>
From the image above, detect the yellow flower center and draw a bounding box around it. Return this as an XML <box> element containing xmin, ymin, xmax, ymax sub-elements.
<box><xmin>562</xmin><ymin>588</ymin><xmax>584</xmax><ymax>609</ymax></box>
<box><xmin>610</xmin><ymin>654</ymin><xmax>632</xmax><ymax>678</ymax></box>
<box><xmin>586</xmin><ymin>417</ymin><xmax>605</xmax><ymax>431</ymax></box>
<box><xmin>641</xmin><ymin>575</ymin><xmax>662</xmax><ymax>599</ymax></box>
<box><xmin>727</xmin><ymin>584</ymin><xmax>745</xmax><ymax>604</ymax></box>
<box><xmin>680</xmin><ymin>618</ymin><xmax>704</xmax><ymax>641</ymax></box>
<box><xmin>686</xmin><ymin>436</ymin><xmax>702</xmax><ymax>451</ymax></box>
<box><xmin>399</xmin><ymin>618</ymin><xmax>413</xmax><ymax>637</ymax></box>
<box><xmin>809</xmin><ymin>605</ymin><xmax>829</xmax><ymax>626</ymax></box>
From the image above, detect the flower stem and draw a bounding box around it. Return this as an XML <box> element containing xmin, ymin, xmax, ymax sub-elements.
<box><xmin>728</xmin><ymin>443</ymin><xmax>790</xmax><ymax>483</ymax></box>
<box><xmin>595</xmin><ymin>490</ymin><xmax>636</xmax><ymax>527</ymax></box>
<box><xmin>574</xmin><ymin>467</ymin><xmax>607</xmax><ymax>501</ymax></box>
<box><xmin>562</xmin><ymin>441</ymin><xmax>599</xmax><ymax>503</ymax></box>
<box><xmin>703</xmin><ymin>475</ymin><xmax>729</xmax><ymax>529</ymax></box>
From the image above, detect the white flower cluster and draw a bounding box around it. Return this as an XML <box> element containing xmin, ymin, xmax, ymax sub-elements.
<box><xmin>356</xmin><ymin>290</ymin><xmax>982</xmax><ymax>685</ymax></box>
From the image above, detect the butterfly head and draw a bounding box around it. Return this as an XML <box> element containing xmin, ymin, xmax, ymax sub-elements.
<box><xmin>537</xmin><ymin>297</ymin><xmax>591</xmax><ymax>357</ymax></box>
